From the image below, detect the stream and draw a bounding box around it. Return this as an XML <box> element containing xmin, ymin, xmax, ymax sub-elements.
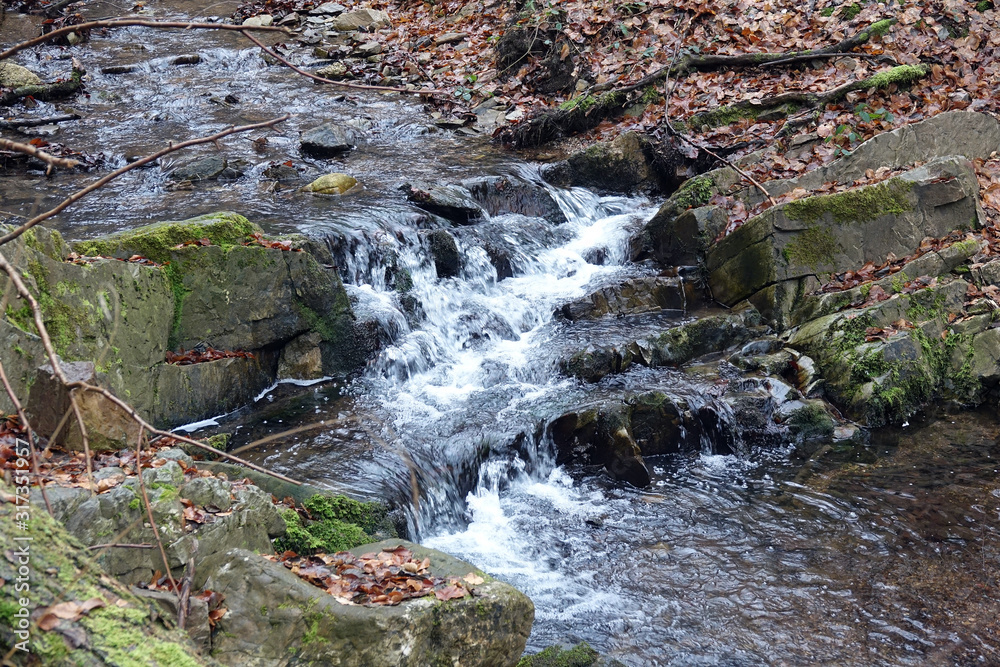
<box><xmin>3</xmin><ymin>5</ymin><xmax>1000</xmax><ymax>665</ymax></box>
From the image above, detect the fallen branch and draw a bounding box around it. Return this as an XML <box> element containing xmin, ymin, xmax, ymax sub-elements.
<box><xmin>240</xmin><ymin>31</ymin><xmax>444</xmax><ymax>97</ymax></box>
<box><xmin>176</xmin><ymin>540</ymin><xmax>197</xmax><ymax>630</ymax></box>
<box><xmin>68</xmin><ymin>389</ymin><xmax>97</xmax><ymax>495</ymax></box>
<box><xmin>688</xmin><ymin>63</ymin><xmax>929</xmax><ymax>129</ymax></box>
<box><xmin>0</xmin><ymin>18</ymin><xmax>289</xmax><ymax>61</ymax></box>
<box><xmin>0</xmin><ymin>138</ymin><xmax>79</xmax><ymax>170</ymax></box>
<box><xmin>0</xmin><ymin>115</ymin><xmax>289</xmax><ymax>247</ymax></box>
<box><xmin>0</xmin><ymin>113</ymin><xmax>81</xmax><ymax>130</ymax></box>
<box><xmin>499</xmin><ymin>19</ymin><xmax>899</xmax><ymax>148</ymax></box>
<box><xmin>591</xmin><ymin>19</ymin><xmax>897</xmax><ymax>95</ymax></box>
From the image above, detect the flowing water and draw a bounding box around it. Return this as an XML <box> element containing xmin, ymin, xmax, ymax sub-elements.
<box><xmin>3</xmin><ymin>7</ymin><xmax>999</xmax><ymax>665</ymax></box>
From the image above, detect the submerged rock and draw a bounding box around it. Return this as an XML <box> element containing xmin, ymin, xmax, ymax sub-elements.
<box><xmin>542</xmin><ymin>131</ymin><xmax>655</xmax><ymax>193</ymax></box>
<box><xmin>300</xmin><ymin>123</ymin><xmax>354</xmax><ymax>157</ymax></box>
<box><xmin>558</xmin><ymin>276</ymin><xmax>687</xmax><ymax>321</ymax></box>
<box><xmin>0</xmin><ymin>62</ymin><xmax>41</xmax><ymax>88</ymax></box>
<box><xmin>462</xmin><ymin>174</ymin><xmax>567</xmax><ymax>224</ymax></box>
<box><xmin>303</xmin><ymin>172</ymin><xmax>358</xmax><ymax>194</ymax></box>
<box><xmin>428</xmin><ymin>228</ymin><xmax>462</xmax><ymax>278</ymax></box>
<box><xmin>200</xmin><ymin>540</ymin><xmax>533</xmax><ymax>666</ymax></box>
<box><xmin>168</xmin><ymin>154</ymin><xmax>228</xmax><ymax>181</ymax></box>
<box><xmin>404</xmin><ymin>182</ymin><xmax>486</xmax><ymax>224</ymax></box>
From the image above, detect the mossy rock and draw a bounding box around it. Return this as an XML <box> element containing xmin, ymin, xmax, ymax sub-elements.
<box><xmin>73</xmin><ymin>212</ymin><xmax>261</xmax><ymax>264</ymax></box>
<box><xmin>303</xmin><ymin>173</ymin><xmax>359</xmax><ymax>195</ymax></box>
<box><xmin>0</xmin><ymin>480</ymin><xmax>215</xmax><ymax>665</ymax></box>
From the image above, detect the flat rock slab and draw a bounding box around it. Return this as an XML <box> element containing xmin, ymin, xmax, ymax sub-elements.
<box><xmin>201</xmin><ymin>541</ymin><xmax>533</xmax><ymax>667</ymax></box>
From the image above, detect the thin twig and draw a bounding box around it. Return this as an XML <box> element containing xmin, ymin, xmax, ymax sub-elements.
<box><xmin>0</xmin><ymin>115</ymin><xmax>289</xmax><ymax>248</ymax></box>
<box><xmin>87</xmin><ymin>542</ymin><xmax>154</xmax><ymax>550</ymax></box>
<box><xmin>69</xmin><ymin>381</ymin><xmax>302</xmax><ymax>485</ymax></box>
<box><xmin>176</xmin><ymin>540</ymin><xmax>197</xmax><ymax>630</ymax></box>
<box><xmin>229</xmin><ymin>419</ymin><xmax>347</xmax><ymax>456</ymax></box>
<box><xmin>68</xmin><ymin>389</ymin><xmax>97</xmax><ymax>496</ymax></box>
<box><xmin>240</xmin><ymin>31</ymin><xmax>444</xmax><ymax>96</ymax></box>
<box><xmin>0</xmin><ymin>19</ymin><xmax>288</xmax><ymax>61</ymax></box>
<box><xmin>0</xmin><ymin>359</ymin><xmax>53</xmax><ymax>516</ymax></box>
<box><xmin>0</xmin><ymin>138</ymin><xmax>79</xmax><ymax>169</ymax></box>
<box><xmin>136</xmin><ymin>427</ymin><xmax>178</xmax><ymax>594</ymax></box>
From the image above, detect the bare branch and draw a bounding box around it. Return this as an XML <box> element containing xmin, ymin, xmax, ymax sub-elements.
<box><xmin>0</xmin><ymin>19</ymin><xmax>289</xmax><ymax>61</ymax></box>
<box><xmin>0</xmin><ymin>138</ymin><xmax>79</xmax><ymax>169</ymax></box>
<box><xmin>68</xmin><ymin>389</ymin><xmax>97</xmax><ymax>495</ymax></box>
<box><xmin>0</xmin><ymin>115</ymin><xmax>290</xmax><ymax>248</ymax></box>
<box><xmin>241</xmin><ymin>31</ymin><xmax>444</xmax><ymax>97</ymax></box>
<box><xmin>87</xmin><ymin>543</ymin><xmax>154</xmax><ymax>550</ymax></box>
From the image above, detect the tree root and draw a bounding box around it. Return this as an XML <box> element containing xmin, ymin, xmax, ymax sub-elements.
<box><xmin>688</xmin><ymin>63</ymin><xmax>929</xmax><ymax>130</ymax></box>
<box><xmin>497</xmin><ymin>19</ymin><xmax>898</xmax><ymax>148</ymax></box>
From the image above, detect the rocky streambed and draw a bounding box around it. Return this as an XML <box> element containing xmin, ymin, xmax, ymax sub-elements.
<box><xmin>2</xmin><ymin>3</ymin><xmax>1000</xmax><ymax>663</ymax></box>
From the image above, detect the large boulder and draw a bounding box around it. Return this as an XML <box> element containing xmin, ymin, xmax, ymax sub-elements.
<box><xmin>404</xmin><ymin>182</ymin><xmax>486</xmax><ymax>224</ymax></box>
<box><xmin>199</xmin><ymin>540</ymin><xmax>533</xmax><ymax>667</ymax></box>
<box><xmin>331</xmin><ymin>8</ymin><xmax>390</xmax><ymax>31</ymax></box>
<box><xmin>26</xmin><ymin>361</ymin><xmax>140</xmax><ymax>452</ymax></box>
<box><xmin>707</xmin><ymin>156</ymin><xmax>983</xmax><ymax>327</ymax></box>
<box><xmin>33</xmin><ymin>461</ymin><xmax>286</xmax><ymax>585</ymax></box>
<box><xmin>541</xmin><ymin>131</ymin><xmax>655</xmax><ymax>193</ymax></box>
<box><xmin>630</xmin><ymin>166</ymin><xmax>741</xmax><ymax>267</ymax></box>
<box><xmin>0</xmin><ymin>214</ymin><xmax>364</xmax><ymax>427</ymax></box>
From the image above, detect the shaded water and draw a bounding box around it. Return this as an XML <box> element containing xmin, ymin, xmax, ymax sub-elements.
<box><xmin>3</xmin><ymin>7</ymin><xmax>1000</xmax><ymax>665</ymax></box>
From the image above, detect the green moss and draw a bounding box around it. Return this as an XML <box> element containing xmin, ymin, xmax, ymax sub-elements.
<box><xmin>274</xmin><ymin>508</ymin><xmax>370</xmax><ymax>556</ymax></box>
<box><xmin>890</xmin><ymin>271</ymin><xmax>908</xmax><ymax>293</ymax></box>
<box><xmin>976</xmin><ymin>0</ymin><xmax>992</xmax><ymax>10</ymax></box>
<box><xmin>851</xmin><ymin>348</ymin><xmax>891</xmax><ymax>383</ymax></box>
<box><xmin>517</xmin><ymin>642</ymin><xmax>600</xmax><ymax>667</ymax></box>
<box><xmin>73</xmin><ymin>212</ymin><xmax>260</xmax><ymax>264</ymax></box>
<box><xmin>782</xmin><ymin>226</ymin><xmax>839</xmax><ymax>269</ymax></box>
<box><xmin>301</xmin><ymin>613</ymin><xmax>328</xmax><ymax>645</ymax></box>
<box><xmin>672</xmin><ymin>175</ymin><xmax>714</xmax><ymax>210</ymax></box>
<box><xmin>866</xmin><ymin>18</ymin><xmax>896</xmax><ymax>37</ymax></box>
<box><xmin>164</xmin><ymin>262</ymin><xmax>191</xmax><ymax>351</ymax></box>
<box><xmin>785</xmin><ymin>178</ymin><xmax>912</xmax><ymax>225</ymax></box>
<box><xmin>558</xmin><ymin>94</ymin><xmax>596</xmax><ymax>111</ymax></box>
<box><xmin>689</xmin><ymin>104</ymin><xmax>760</xmax><ymax>129</ymax></box>
<box><xmin>787</xmin><ymin>403</ymin><xmax>835</xmax><ymax>439</ymax></box>
<box><xmin>0</xmin><ymin>600</ymin><xmax>17</xmax><ymax>625</ymax></box>
<box><xmin>80</xmin><ymin>603</ymin><xmax>202</xmax><ymax>667</ymax></box>
<box><xmin>859</xmin><ymin>64</ymin><xmax>928</xmax><ymax>91</ymax></box>
<box><xmin>839</xmin><ymin>3</ymin><xmax>861</xmax><ymax>20</ymax></box>
<box><xmin>128</xmin><ymin>497</ymin><xmax>141</xmax><ymax>511</ymax></box>
<box><xmin>821</xmin><ymin>6</ymin><xmax>835</xmax><ymax>16</ymax></box>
